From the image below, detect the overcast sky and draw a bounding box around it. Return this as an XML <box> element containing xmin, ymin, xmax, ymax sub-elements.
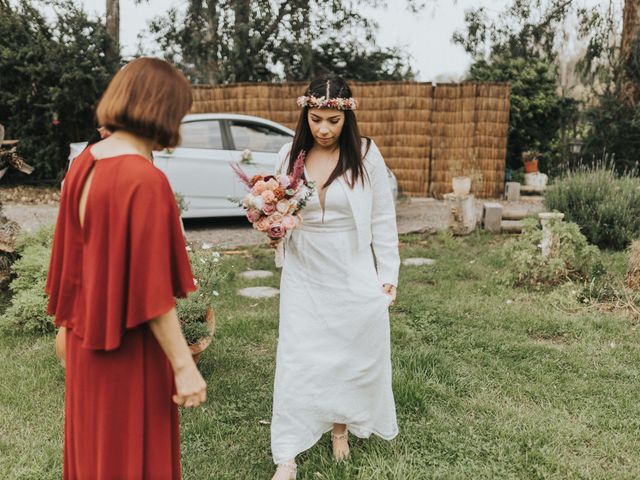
<box><xmin>75</xmin><ymin>0</ymin><xmax>607</xmax><ymax>81</ymax></box>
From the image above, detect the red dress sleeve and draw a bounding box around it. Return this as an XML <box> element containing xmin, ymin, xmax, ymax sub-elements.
<box><xmin>46</xmin><ymin>152</ymin><xmax>196</xmax><ymax>351</ymax></box>
<box><xmin>124</xmin><ymin>173</ymin><xmax>196</xmax><ymax>329</ymax></box>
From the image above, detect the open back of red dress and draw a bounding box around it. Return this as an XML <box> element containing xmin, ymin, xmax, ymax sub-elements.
<box><xmin>46</xmin><ymin>148</ymin><xmax>196</xmax><ymax>479</ymax></box>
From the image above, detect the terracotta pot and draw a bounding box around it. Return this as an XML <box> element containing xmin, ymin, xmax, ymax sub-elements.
<box><xmin>523</xmin><ymin>158</ymin><xmax>538</xmax><ymax>173</ymax></box>
<box><xmin>451</xmin><ymin>176</ymin><xmax>471</xmax><ymax>196</ymax></box>
<box><xmin>55</xmin><ymin>327</ymin><xmax>66</xmax><ymax>368</ymax></box>
<box><xmin>188</xmin><ymin>307</ymin><xmax>216</xmax><ymax>364</ymax></box>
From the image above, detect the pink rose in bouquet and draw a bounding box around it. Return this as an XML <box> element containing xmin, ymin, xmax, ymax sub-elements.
<box><xmin>261</xmin><ymin>190</ymin><xmax>276</xmax><ymax>203</ymax></box>
<box><xmin>262</xmin><ymin>202</ymin><xmax>277</xmax><ymax>215</ymax></box>
<box><xmin>266</xmin><ymin>178</ymin><xmax>279</xmax><ymax>190</ymax></box>
<box><xmin>246</xmin><ymin>209</ymin><xmax>262</xmax><ymax>223</ymax></box>
<box><xmin>252</xmin><ymin>180</ymin><xmax>268</xmax><ymax>195</ymax></box>
<box><xmin>276</xmin><ymin>199</ymin><xmax>291</xmax><ymax>214</ymax></box>
<box><xmin>231</xmin><ymin>150</ymin><xmax>315</xmax><ymax>242</ymax></box>
<box><xmin>270</xmin><ymin>212</ymin><xmax>284</xmax><ymax>223</ymax></box>
<box><xmin>255</xmin><ymin>216</ymin><xmax>271</xmax><ymax>232</ymax></box>
<box><xmin>268</xmin><ymin>222</ymin><xmax>286</xmax><ymax>239</ymax></box>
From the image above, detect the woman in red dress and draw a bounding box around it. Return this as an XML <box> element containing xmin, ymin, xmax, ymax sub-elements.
<box><xmin>45</xmin><ymin>57</ymin><xmax>207</xmax><ymax>479</ymax></box>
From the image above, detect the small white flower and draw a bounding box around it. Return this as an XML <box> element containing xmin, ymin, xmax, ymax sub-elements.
<box><xmin>193</xmin><ymin>278</ymin><xmax>198</xmax><ymax>285</ymax></box>
<box><xmin>212</xmin><ymin>252</ymin><xmax>221</xmax><ymax>258</ymax></box>
<box><xmin>212</xmin><ymin>291</ymin><xmax>219</xmax><ymax>296</ymax></box>
<box><xmin>202</xmin><ymin>242</ymin><xmax>213</xmax><ymax>250</ymax></box>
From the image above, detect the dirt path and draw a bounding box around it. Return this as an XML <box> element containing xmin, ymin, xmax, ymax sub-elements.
<box><xmin>0</xmin><ymin>186</ymin><xmax>545</xmax><ymax>249</ymax></box>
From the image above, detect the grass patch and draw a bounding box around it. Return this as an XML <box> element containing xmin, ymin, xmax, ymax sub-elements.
<box><xmin>2</xmin><ymin>232</ymin><xmax>640</xmax><ymax>478</ymax></box>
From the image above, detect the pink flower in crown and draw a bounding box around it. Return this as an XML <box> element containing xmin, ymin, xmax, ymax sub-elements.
<box><xmin>266</xmin><ymin>178</ymin><xmax>279</xmax><ymax>190</ymax></box>
<box><xmin>261</xmin><ymin>190</ymin><xmax>276</xmax><ymax>203</ymax></box>
<box><xmin>246</xmin><ymin>209</ymin><xmax>262</xmax><ymax>223</ymax></box>
<box><xmin>282</xmin><ymin>215</ymin><xmax>297</xmax><ymax>230</ymax></box>
<box><xmin>262</xmin><ymin>202</ymin><xmax>277</xmax><ymax>215</ymax></box>
<box><xmin>268</xmin><ymin>222</ymin><xmax>286</xmax><ymax>239</ymax></box>
<box><xmin>278</xmin><ymin>174</ymin><xmax>291</xmax><ymax>188</ymax></box>
<box><xmin>276</xmin><ymin>199</ymin><xmax>291</xmax><ymax>214</ymax></box>
<box><xmin>255</xmin><ymin>216</ymin><xmax>271</xmax><ymax>232</ymax></box>
<box><xmin>252</xmin><ymin>180</ymin><xmax>268</xmax><ymax>195</ymax></box>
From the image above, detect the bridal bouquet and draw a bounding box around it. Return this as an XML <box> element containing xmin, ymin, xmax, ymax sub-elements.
<box><xmin>231</xmin><ymin>151</ymin><xmax>315</xmax><ymax>244</ymax></box>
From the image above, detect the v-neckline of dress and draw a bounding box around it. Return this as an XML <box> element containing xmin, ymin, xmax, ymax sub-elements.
<box><xmin>304</xmin><ymin>166</ymin><xmax>331</xmax><ymax>219</ymax></box>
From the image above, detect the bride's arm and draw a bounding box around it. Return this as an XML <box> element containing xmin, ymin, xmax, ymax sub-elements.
<box><xmin>368</xmin><ymin>141</ymin><xmax>400</xmax><ymax>292</ymax></box>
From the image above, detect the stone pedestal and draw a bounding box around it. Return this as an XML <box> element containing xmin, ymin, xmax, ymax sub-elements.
<box><xmin>483</xmin><ymin>202</ymin><xmax>503</xmax><ymax>233</ymax></box>
<box><xmin>444</xmin><ymin>193</ymin><xmax>477</xmax><ymax>235</ymax></box>
<box><xmin>504</xmin><ymin>182</ymin><xmax>521</xmax><ymax>202</ymax></box>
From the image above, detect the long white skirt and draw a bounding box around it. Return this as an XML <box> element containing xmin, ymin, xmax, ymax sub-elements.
<box><xmin>271</xmin><ymin>223</ymin><xmax>398</xmax><ymax>463</ymax></box>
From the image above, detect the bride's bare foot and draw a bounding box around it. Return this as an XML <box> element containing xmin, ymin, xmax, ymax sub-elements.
<box><xmin>331</xmin><ymin>424</ymin><xmax>350</xmax><ymax>461</ymax></box>
<box><xmin>271</xmin><ymin>460</ymin><xmax>296</xmax><ymax>480</ymax></box>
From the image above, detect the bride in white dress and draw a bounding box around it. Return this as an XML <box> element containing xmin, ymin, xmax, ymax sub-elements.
<box><xmin>270</xmin><ymin>76</ymin><xmax>400</xmax><ymax>480</ymax></box>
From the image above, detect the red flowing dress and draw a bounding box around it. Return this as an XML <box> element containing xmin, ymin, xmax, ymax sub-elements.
<box><xmin>45</xmin><ymin>148</ymin><xmax>196</xmax><ymax>479</ymax></box>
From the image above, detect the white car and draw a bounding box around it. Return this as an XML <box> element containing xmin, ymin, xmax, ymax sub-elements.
<box><xmin>69</xmin><ymin>113</ymin><xmax>399</xmax><ymax>218</ymax></box>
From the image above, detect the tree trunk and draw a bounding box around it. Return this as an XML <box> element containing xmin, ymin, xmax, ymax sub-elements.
<box><xmin>106</xmin><ymin>0</ymin><xmax>120</xmax><ymax>67</ymax></box>
<box><xmin>620</xmin><ymin>0</ymin><xmax>640</xmax><ymax>105</ymax></box>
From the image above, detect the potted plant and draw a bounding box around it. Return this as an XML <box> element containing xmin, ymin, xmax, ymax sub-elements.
<box><xmin>177</xmin><ymin>247</ymin><xmax>221</xmax><ymax>363</ymax></box>
<box><xmin>522</xmin><ymin>150</ymin><xmax>539</xmax><ymax>173</ymax></box>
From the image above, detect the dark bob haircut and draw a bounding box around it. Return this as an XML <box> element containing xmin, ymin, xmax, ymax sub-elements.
<box><xmin>96</xmin><ymin>57</ymin><xmax>192</xmax><ymax>149</ymax></box>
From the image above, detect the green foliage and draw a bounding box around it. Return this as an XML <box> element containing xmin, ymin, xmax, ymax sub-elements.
<box><xmin>0</xmin><ymin>0</ymin><xmax>116</xmax><ymax>180</ymax></box>
<box><xmin>145</xmin><ymin>1</ymin><xmax>414</xmax><ymax>84</ymax></box>
<box><xmin>0</xmin><ymin>226</ymin><xmax>53</xmax><ymax>334</ymax></box>
<box><xmin>9</xmin><ymin>243</ymin><xmax>50</xmax><ymax>293</ymax></box>
<box><xmin>176</xmin><ymin>293</ymin><xmax>211</xmax><ymax>344</ymax></box>
<box><xmin>176</xmin><ymin>247</ymin><xmax>224</xmax><ymax>344</ymax></box>
<box><xmin>504</xmin><ymin>218</ymin><xmax>604</xmax><ymax>289</ymax></box>
<box><xmin>468</xmin><ymin>55</ymin><xmax>569</xmax><ymax>171</ymax></box>
<box><xmin>582</xmin><ymin>93</ymin><xmax>640</xmax><ymax>172</ymax></box>
<box><xmin>6</xmin><ymin>235</ymin><xmax>640</xmax><ymax>477</ymax></box>
<box><xmin>544</xmin><ymin>165</ymin><xmax>640</xmax><ymax>250</ymax></box>
<box><xmin>174</xmin><ymin>191</ymin><xmax>188</xmax><ymax>215</ymax></box>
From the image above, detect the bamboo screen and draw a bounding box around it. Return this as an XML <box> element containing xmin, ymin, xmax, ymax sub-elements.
<box><xmin>191</xmin><ymin>81</ymin><xmax>510</xmax><ymax>198</ymax></box>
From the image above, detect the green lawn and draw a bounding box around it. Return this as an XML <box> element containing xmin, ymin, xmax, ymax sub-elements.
<box><xmin>2</xmin><ymin>231</ymin><xmax>640</xmax><ymax>479</ymax></box>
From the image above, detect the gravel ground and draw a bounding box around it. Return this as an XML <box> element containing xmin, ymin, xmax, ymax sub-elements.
<box><xmin>1</xmin><ymin>193</ymin><xmax>545</xmax><ymax>249</ymax></box>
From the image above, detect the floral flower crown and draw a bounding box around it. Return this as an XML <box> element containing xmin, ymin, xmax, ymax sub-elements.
<box><xmin>296</xmin><ymin>95</ymin><xmax>358</xmax><ymax>111</ymax></box>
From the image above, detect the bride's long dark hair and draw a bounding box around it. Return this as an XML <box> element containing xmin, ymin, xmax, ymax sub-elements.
<box><xmin>288</xmin><ymin>76</ymin><xmax>371</xmax><ymax>189</ymax></box>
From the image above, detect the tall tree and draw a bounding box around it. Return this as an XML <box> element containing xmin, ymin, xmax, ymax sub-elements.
<box><xmin>145</xmin><ymin>0</ymin><xmax>415</xmax><ymax>84</ymax></box>
<box><xmin>0</xmin><ymin>0</ymin><xmax>115</xmax><ymax>179</ymax></box>
<box><xmin>105</xmin><ymin>0</ymin><xmax>119</xmax><ymax>66</ymax></box>
<box><xmin>620</xmin><ymin>0</ymin><xmax>640</xmax><ymax>104</ymax></box>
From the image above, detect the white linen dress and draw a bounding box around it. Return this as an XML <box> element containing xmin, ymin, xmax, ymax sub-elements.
<box><xmin>271</xmin><ymin>142</ymin><xmax>399</xmax><ymax>463</ymax></box>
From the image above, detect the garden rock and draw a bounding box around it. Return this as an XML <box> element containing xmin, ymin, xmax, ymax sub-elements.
<box><xmin>240</xmin><ymin>270</ymin><xmax>274</xmax><ymax>280</ymax></box>
<box><xmin>403</xmin><ymin>258</ymin><xmax>436</xmax><ymax>266</ymax></box>
<box><xmin>238</xmin><ymin>286</ymin><xmax>279</xmax><ymax>299</ymax></box>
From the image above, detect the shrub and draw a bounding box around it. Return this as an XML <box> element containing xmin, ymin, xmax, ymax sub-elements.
<box><xmin>0</xmin><ymin>1</ymin><xmax>116</xmax><ymax>180</ymax></box>
<box><xmin>544</xmin><ymin>165</ymin><xmax>640</xmax><ymax>250</ymax></box>
<box><xmin>0</xmin><ymin>226</ymin><xmax>53</xmax><ymax>334</ymax></box>
<box><xmin>504</xmin><ymin>218</ymin><xmax>605</xmax><ymax>289</ymax></box>
<box><xmin>176</xmin><ymin>247</ymin><xmax>223</xmax><ymax>345</ymax></box>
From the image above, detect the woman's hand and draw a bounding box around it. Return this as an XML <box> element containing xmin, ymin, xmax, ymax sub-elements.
<box><xmin>173</xmin><ymin>362</ymin><xmax>207</xmax><ymax>408</ymax></box>
<box><xmin>148</xmin><ymin>307</ymin><xmax>208</xmax><ymax>409</ymax></box>
<box><xmin>382</xmin><ymin>284</ymin><xmax>397</xmax><ymax>306</ymax></box>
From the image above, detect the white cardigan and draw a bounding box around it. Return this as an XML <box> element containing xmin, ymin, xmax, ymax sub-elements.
<box><xmin>276</xmin><ymin>140</ymin><xmax>400</xmax><ymax>287</ymax></box>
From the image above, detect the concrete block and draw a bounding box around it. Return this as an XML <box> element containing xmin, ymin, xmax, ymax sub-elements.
<box><xmin>483</xmin><ymin>202</ymin><xmax>503</xmax><ymax>233</ymax></box>
<box><xmin>505</xmin><ymin>182</ymin><xmax>521</xmax><ymax>202</ymax></box>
